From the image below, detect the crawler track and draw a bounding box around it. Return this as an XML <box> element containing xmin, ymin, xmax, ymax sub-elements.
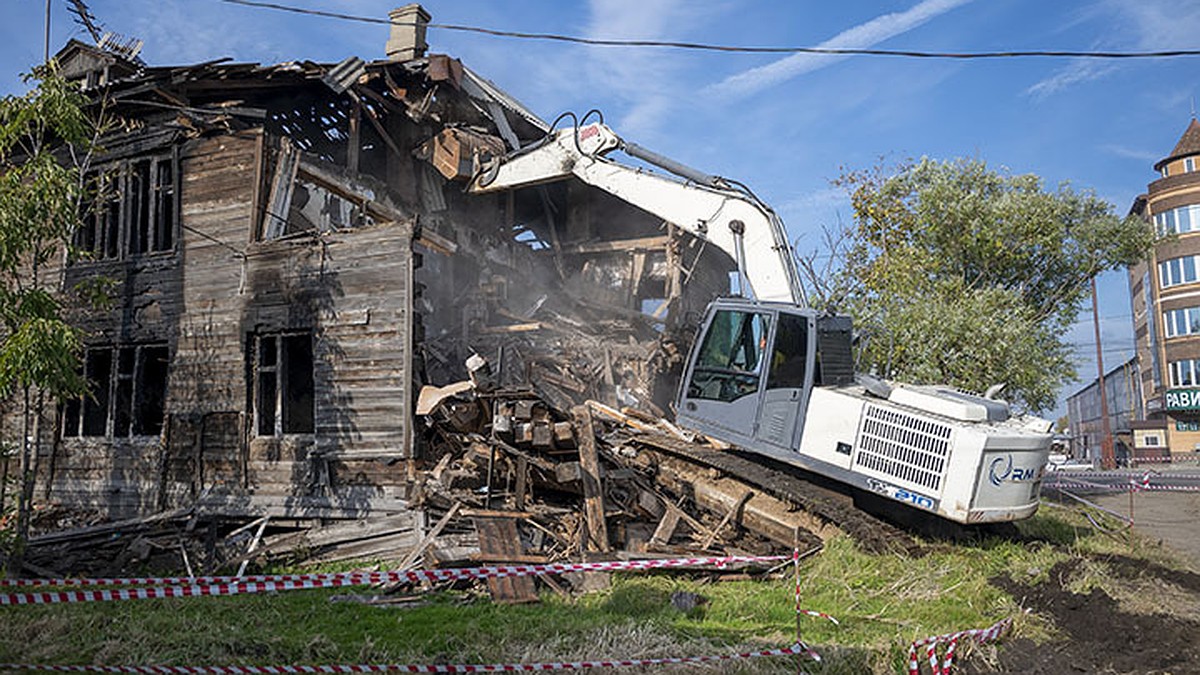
<box><xmin>622</xmin><ymin>432</ymin><xmax>923</xmax><ymax>555</ymax></box>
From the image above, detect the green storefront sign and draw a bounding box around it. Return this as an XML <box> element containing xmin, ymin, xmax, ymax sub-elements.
<box><xmin>1165</xmin><ymin>388</ymin><xmax>1200</xmax><ymax>411</ymax></box>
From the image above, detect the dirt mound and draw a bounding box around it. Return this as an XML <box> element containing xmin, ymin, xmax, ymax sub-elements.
<box><xmin>966</xmin><ymin>559</ymin><xmax>1200</xmax><ymax>674</ymax></box>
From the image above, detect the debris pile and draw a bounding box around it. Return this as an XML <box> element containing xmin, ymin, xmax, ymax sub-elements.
<box><xmin>16</xmin><ymin>355</ymin><xmax>821</xmax><ymax>599</ymax></box>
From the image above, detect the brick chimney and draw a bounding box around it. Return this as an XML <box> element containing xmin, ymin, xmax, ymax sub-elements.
<box><xmin>386</xmin><ymin>4</ymin><xmax>431</xmax><ymax>61</ymax></box>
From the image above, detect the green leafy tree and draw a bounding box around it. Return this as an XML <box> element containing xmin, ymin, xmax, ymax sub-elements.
<box><xmin>0</xmin><ymin>66</ymin><xmax>97</xmax><ymax>571</ymax></box>
<box><xmin>808</xmin><ymin>157</ymin><xmax>1154</xmax><ymax>413</ymax></box>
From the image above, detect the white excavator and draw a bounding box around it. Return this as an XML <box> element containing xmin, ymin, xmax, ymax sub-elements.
<box><xmin>468</xmin><ymin>119</ymin><xmax>1052</xmax><ymax>525</ymax></box>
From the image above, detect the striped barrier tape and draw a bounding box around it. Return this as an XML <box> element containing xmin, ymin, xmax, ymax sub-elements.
<box><xmin>1046</xmin><ymin>479</ymin><xmax>1127</xmax><ymax>493</ymax></box>
<box><xmin>0</xmin><ymin>555</ymin><xmax>787</xmax><ymax>604</ymax></box>
<box><xmin>1046</xmin><ymin>478</ymin><xmax>1200</xmax><ymax>494</ymax></box>
<box><xmin>797</xmin><ymin>609</ymin><xmax>839</xmax><ymax>625</ymax></box>
<box><xmin>0</xmin><ymin>643</ymin><xmax>812</xmax><ymax>673</ymax></box>
<box><xmin>1052</xmin><ymin>469</ymin><xmax>1200</xmax><ymax>478</ymax></box>
<box><xmin>906</xmin><ymin>618</ymin><xmax>1011</xmax><ymax>675</ymax></box>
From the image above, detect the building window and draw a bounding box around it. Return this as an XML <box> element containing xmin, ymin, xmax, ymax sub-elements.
<box><xmin>1187</xmin><ymin>158</ymin><xmax>1196</xmax><ymax>173</ymax></box>
<box><xmin>249</xmin><ymin>332</ymin><xmax>315</xmax><ymax>436</ymax></box>
<box><xmin>1159</xmin><ymin>255</ymin><xmax>1200</xmax><ymax>289</ymax></box>
<box><xmin>1169</xmin><ymin>359</ymin><xmax>1200</xmax><ymax>387</ymax></box>
<box><xmin>62</xmin><ymin>343</ymin><xmax>169</xmax><ymax>438</ymax></box>
<box><xmin>1144</xmin><ymin>434</ymin><xmax>1162</xmax><ymax>446</ymax></box>
<box><xmin>74</xmin><ymin>152</ymin><xmax>178</xmax><ymax>260</ymax></box>
<box><xmin>1154</xmin><ymin>204</ymin><xmax>1200</xmax><ymax>236</ymax></box>
<box><xmin>1163</xmin><ymin>307</ymin><xmax>1200</xmax><ymax>338</ymax></box>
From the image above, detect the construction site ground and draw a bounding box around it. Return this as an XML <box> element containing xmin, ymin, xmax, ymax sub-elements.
<box><xmin>964</xmin><ymin>478</ymin><xmax>1200</xmax><ymax>675</ymax></box>
<box><xmin>5</xmin><ymin>483</ymin><xmax>1200</xmax><ymax>674</ymax></box>
<box><xmin>8</xmin><ymin>376</ymin><xmax>1200</xmax><ymax>675</ymax></box>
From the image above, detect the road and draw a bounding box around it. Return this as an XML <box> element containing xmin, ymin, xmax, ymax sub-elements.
<box><xmin>1045</xmin><ymin>467</ymin><xmax>1200</xmax><ymax>567</ymax></box>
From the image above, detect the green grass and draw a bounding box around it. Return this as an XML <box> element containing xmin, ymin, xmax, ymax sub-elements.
<box><xmin>0</xmin><ymin>504</ymin><xmax>1192</xmax><ymax>674</ymax></box>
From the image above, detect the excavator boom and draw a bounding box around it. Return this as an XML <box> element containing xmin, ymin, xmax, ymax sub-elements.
<box><xmin>469</xmin><ymin>122</ymin><xmax>803</xmax><ymax>305</ymax></box>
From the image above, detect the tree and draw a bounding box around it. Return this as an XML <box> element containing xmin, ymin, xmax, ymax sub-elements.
<box><xmin>0</xmin><ymin>66</ymin><xmax>97</xmax><ymax>570</ymax></box>
<box><xmin>806</xmin><ymin>157</ymin><xmax>1154</xmax><ymax>413</ymax></box>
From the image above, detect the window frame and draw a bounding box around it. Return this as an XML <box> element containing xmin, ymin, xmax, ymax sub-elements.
<box><xmin>1163</xmin><ymin>306</ymin><xmax>1200</xmax><ymax>338</ymax></box>
<box><xmin>1159</xmin><ymin>255</ymin><xmax>1200</xmax><ymax>289</ymax></box>
<box><xmin>1154</xmin><ymin>204</ymin><xmax>1200</xmax><ymax>236</ymax></box>
<box><xmin>1169</xmin><ymin>359</ymin><xmax>1200</xmax><ymax>387</ymax></box>
<box><xmin>61</xmin><ymin>342</ymin><xmax>170</xmax><ymax>440</ymax></box>
<box><xmin>687</xmin><ymin>309</ymin><xmax>771</xmax><ymax>403</ymax></box>
<box><xmin>74</xmin><ymin>149</ymin><xmax>180</xmax><ymax>262</ymax></box>
<box><xmin>249</xmin><ymin>331</ymin><xmax>316</xmax><ymax>437</ymax></box>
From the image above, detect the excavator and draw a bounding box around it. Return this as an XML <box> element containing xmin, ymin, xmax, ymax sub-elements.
<box><xmin>468</xmin><ymin>119</ymin><xmax>1052</xmax><ymax>526</ymax></box>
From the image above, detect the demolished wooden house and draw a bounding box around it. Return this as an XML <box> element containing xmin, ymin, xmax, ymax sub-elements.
<box><xmin>5</xmin><ymin>3</ymin><xmax>748</xmax><ymax>550</ymax></box>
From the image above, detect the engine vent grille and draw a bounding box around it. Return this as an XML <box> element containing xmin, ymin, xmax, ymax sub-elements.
<box><xmin>854</xmin><ymin>404</ymin><xmax>952</xmax><ymax>492</ymax></box>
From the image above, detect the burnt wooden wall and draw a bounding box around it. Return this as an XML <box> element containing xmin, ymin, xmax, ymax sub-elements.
<box><xmin>22</xmin><ymin>129</ymin><xmax>417</xmax><ymax>519</ymax></box>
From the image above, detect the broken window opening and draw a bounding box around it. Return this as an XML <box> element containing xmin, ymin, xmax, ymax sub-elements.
<box><xmin>74</xmin><ymin>152</ymin><xmax>178</xmax><ymax>262</ymax></box>
<box><xmin>513</xmin><ymin>227</ymin><xmax>548</xmax><ymax>251</ymax></box>
<box><xmin>291</xmin><ymin>179</ymin><xmax>364</xmax><ymax>236</ymax></box>
<box><xmin>61</xmin><ymin>343</ymin><xmax>169</xmax><ymax>439</ymax></box>
<box><xmin>250</xmin><ymin>332</ymin><xmax>315</xmax><ymax>436</ymax></box>
<box><xmin>260</xmin><ymin>139</ymin><xmax>373</xmax><ymax>240</ymax></box>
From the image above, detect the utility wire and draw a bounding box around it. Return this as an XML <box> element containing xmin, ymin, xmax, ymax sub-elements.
<box><xmin>218</xmin><ymin>0</ymin><xmax>1200</xmax><ymax>60</ymax></box>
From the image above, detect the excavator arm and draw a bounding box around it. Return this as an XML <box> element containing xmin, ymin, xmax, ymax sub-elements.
<box><xmin>468</xmin><ymin>122</ymin><xmax>803</xmax><ymax>305</ymax></box>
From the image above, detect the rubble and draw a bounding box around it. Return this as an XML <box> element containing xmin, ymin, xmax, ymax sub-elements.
<box><xmin>14</xmin><ymin>355</ymin><xmax>827</xmax><ymax>599</ymax></box>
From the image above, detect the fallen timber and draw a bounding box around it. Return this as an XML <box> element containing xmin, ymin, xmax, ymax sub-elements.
<box><xmin>14</xmin><ymin>381</ymin><xmax>923</xmax><ymax>594</ymax></box>
<box><xmin>609</xmin><ymin>431</ymin><xmax>921</xmax><ymax>555</ymax></box>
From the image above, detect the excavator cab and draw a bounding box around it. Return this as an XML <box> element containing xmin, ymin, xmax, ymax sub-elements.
<box><xmin>676</xmin><ymin>299</ymin><xmax>855</xmax><ymax>453</ymax></box>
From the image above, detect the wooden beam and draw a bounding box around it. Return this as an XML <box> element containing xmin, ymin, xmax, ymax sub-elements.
<box><xmin>560</xmin><ymin>235</ymin><xmax>670</xmax><ymax>255</ymax></box>
<box><xmin>700</xmin><ymin>490</ymin><xmax>752</xmax><ymax>550</ymax></box>
<box><xmin>347</xmin><ymin>98</ymin><xmax>361</xmax><ymax>173</ymax></box>
<box><xmin>396</xmin><ymin>502</ymin><xmax>461</xmax><ymax>571</ymax></box>
<box><xmin>571</xmin><ymin>406</ymin><xmax>610</xmax><ymax>552</ymax></box>
<box><xmin>514</xmin><ymin>456</ymin><xmax>529</xmax><ymax>511</ymax></box>
<box><xmin>649</xmin><ymin>509</ymin><xmax>681</xmax><ymax>547</ymax></box>
<box><xmin>479</xmin><ymin>322</ymin><xmax>543</xmax><ymax>334</ymax></box>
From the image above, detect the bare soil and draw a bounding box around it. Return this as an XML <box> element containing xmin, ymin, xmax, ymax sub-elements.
<box><xmin>964</xmin><ymin>489</ymin><xmax>1200</xmax><ymax>675</ymax></box>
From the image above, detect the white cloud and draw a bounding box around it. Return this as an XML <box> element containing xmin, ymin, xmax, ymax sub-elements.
<box><xmin>1028</xmin><ymin>0</ymin><xmax>1200</xmax><ymax>97</ymax></box>
<box><xmin>1099</xmin><ymin>143</ymin><xmax>1160</xmax><ymax>163</ymax></box>
<box><xmin>582</xmin><ymin>0</ymin><xmax>723</xmax><ymax>137</ymax></box>
<box><xmin>707</xmin><ymin>0</ymin><xmax>974</xmax><ymax>99</ymax></box>
<box><xmin>1026</xmin><ymin>60</ymin><xmax>1115</xmax><ymax>98</ymax></box>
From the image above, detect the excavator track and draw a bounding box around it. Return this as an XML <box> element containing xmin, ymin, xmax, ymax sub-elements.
<box><xmin>617</xmin><ymin>431</ymin><xmax>923</xmax><ymax>556</ymax></box>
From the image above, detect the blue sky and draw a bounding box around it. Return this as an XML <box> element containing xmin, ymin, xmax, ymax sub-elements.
<box><xmin>5</xmin><ymin>0</ymin><xmax>1200</xmax><ymax>417</ymax></box>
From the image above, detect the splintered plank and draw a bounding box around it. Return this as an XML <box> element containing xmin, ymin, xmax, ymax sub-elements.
<box><xmin>473</xmin><ymin>516</ymin><xmax>538</xmax><ymax>604</ymax></box>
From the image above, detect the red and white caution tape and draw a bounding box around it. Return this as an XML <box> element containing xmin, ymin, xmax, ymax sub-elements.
<box><xmin>1046</xmin><ymin>478</ymin><xmax>1127</xmax><ymax>493</ymax></box>
<box><xmin>797</xmin><ymin>609</ymin><xmax>839</xmax><ymax>625</ymax></box>
<box><xmin>0</xmin><ymin>555</ymin><xmax>787</xmax><ymax>603</ymax></box>
<box><xmin>906</xmin><ymin>617</ymin><xmax>1011</xmax><ymax>675</ymax></box>
<box><xmin>1047</xmin><ymin>476</ymin><xmax>1200</xmax><ymax>494</ymax></box>
<box><xmin>0</xmin><ymin>643</ymin><xmax>811</xmax><ymax>673</ymax></box>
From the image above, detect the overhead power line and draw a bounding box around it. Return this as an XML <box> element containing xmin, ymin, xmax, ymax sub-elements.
<box><xmin>219</xmin><ymin>0</ymin><xmax>1200</xmax><ymax>60</ymax></box>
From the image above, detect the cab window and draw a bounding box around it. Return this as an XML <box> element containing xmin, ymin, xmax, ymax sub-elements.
<box><xmin>688</xmin><ymin>310</ymin><xmax>770</xmax><ymax>402</ymax></box>
<box><xmin>767</xmin><ymin>313</ymin><xmax>808</xmax><ymax>390</ymax></box>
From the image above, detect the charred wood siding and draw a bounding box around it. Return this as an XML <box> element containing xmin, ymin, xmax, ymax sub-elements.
<box><xmin>172</xmin><ymin>131</ymin><xmax>417</xmax><ymax>516</ymax></box>
<box><xmin>33</xmin><ymin>129</ymin><xmax>417</xmax><ymax>519</ymax></box>
<box><xmin>165</xmin><ymin>131</ymin><xmax>262</xmax><ymax>510</ymax></box>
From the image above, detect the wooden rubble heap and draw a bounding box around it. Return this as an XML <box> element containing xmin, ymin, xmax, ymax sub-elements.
<box><xmin>18</xmin><ymin>357</ymin><xmax>800</xmax><ymax>600</ymax></box>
